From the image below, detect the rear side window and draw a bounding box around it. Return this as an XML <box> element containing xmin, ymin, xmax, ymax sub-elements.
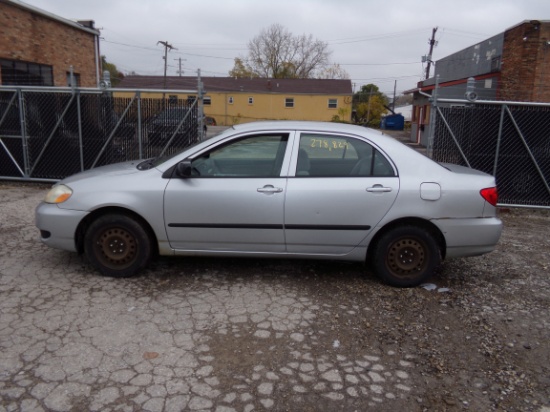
<box><xmin>297</xmin><ymin>134</ymin><xmax>395</xmax><ymax>177</ymax></box>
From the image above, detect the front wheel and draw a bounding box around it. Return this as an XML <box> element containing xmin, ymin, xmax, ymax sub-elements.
<box><xmin>84</xmin><ymin>214</ymin><xmax>152</xmax><ymax>278</ymax></box>
<box><xmin>371</xmin><ymin>226</ymin><xmax>441</xmax><ymax>287</ymax></box>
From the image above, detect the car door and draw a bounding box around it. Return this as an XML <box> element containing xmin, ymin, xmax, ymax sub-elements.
<box><xmin>284</xmin><ymin>132</ymin><xmax>399</xmax><ymax>255</ymax></box>
<box><xmin>164</xmin><ymin>132</ymin><xmax>290</xmax><ymax>252</ymax></box>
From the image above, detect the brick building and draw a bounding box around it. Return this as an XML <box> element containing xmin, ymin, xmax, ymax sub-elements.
<box><xmin>0</xmin><ymin>0</ymin><xmax>100</xmax><ymax>87</ymax></box>
<box><xmin>500</xmin><ymin>21</ymin><xmax>550</xmax><ymax>102</ymax></box>
<box><xmin>407</xmin><ymin>20</ymin><xmax>550</xmax><ymax>145</ymax></box>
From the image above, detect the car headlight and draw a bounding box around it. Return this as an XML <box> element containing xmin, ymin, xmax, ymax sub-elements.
<box><xmin>44</xmin><ymin>184</ymin><xmax>73</xmax><ymax>204</ymax></box>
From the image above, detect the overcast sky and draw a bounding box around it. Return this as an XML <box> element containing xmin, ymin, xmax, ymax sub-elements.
<box><xmin>21</xmin><ymin>0</ymin><xmax>549</xmax><ymax>97</ymax></box>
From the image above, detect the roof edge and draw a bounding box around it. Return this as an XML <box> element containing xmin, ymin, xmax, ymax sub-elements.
<box><xmin>2</xmin><ymin>0</ymin><xmax>100</xmax><ymax>35</ymax></box>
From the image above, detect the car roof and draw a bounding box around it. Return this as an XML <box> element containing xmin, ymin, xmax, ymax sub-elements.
<box><xmin>228</xmin><ymin>121</ymin><xmax>402</xmax><ymax>148</ymax></box>
<box><xmin>231</xmin><ymin>120</ymin><xmax>375</xmax><ymax>135</ymax></box>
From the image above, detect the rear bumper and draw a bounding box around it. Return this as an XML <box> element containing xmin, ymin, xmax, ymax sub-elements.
<box><xmin>433</xmin><ymin>216</ymin><xmax>503</xmax><ymax>258</ymax></box>
<box><xmin>35</xmin><ymin>202</ymin><xmax>88</xmax><ymax>252</ymax></box>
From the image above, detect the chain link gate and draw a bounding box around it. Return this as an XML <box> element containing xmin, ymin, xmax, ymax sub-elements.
<box><xmin>0</xmin><ymin>86</ymin><xmax>202</xmax><ymax>182</ymax></box>
<box><xmin>429</xmin><ymin>99</ymin><xmax>550</xmax><ymax>208</ymax></box>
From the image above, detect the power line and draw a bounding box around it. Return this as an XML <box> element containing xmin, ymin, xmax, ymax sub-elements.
<box><xmin>340</xmin><ymin>62</ymin><xmax>420</xmax><ymax>66</ymax></box>
<box><xmin>326</xmin><ymin>28</ymin><xmax>430</xmax><ymax>45</ymax></box>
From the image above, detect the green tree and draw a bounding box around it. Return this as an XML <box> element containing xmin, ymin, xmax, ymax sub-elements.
<box><xmin>355</xmin><ymin>94</ymin><xmax>388</xmax><ymax>127</ymax></box>
<box><xmin>353</xmin><ymin>84</ymin><xmax>389</xmax><ymax>126</ymax></box>
<box><xmin>330</xmin><ymin>106</ymin><xmax>351</xmax><ymax>123</ymax></box>
<box><xmin>101</xmin><ymin>56</ymin><xmax>124</xmax><ymax>86</ymax></box>
<box><xmin>228</xmin><ymin>58</ymin><xmax>258</xmax><ymax>79</ymax></box>
<box><xmin>353</xmin><ymin>84</ymin><xmax>388</xmax><ymax>105</ymax></box>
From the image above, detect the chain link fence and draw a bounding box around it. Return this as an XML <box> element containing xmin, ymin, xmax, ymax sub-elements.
<box><xmin>0</xmin><ymin>86</ymin><xmax>202</xmax><ymax>181</ymax></box>
<box><xmin>431</xmin><ymin>100</ymin><xmax>550</xmax><ymax>208</ymax></box>
<box><xmin>3</xmin><ymin>86</ymin><xmax>549</xmax><ymax>208</ymax></box>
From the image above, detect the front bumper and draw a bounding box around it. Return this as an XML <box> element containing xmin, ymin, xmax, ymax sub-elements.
<box><xmin>35</xmin><ymin>202</ymin><xmax>89</xmax><ymax>252</ymax></box>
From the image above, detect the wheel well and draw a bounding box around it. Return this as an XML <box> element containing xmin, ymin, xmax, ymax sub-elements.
<box><xmin>75</xmin><ymin>207</ymin><xmax>159</xmax><ymax>256</ymax></box>
<box><xmin>367</xmin><ymin>217</ymin><xmax>446</xmax><ymax>262</ymax></box>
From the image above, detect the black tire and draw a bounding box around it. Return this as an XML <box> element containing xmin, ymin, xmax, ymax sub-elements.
<box><xmin>84</xmin><ymin>214</ymin><xmax>152</xmax><ymax>278</ymax></box>
<box><xmin>371</xmin><ymin>226</ymin><xmax>441</xmax><ymax>288</ymax></box>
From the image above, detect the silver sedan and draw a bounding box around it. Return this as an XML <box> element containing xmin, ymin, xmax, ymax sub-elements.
<box><xmin>35</xmin><ymin>121</ymin><xmax>502</xmax><ymax>287</ymax></box>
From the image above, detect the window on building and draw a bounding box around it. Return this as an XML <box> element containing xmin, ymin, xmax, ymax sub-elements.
<box><xmin>187</xmin><ymin>95</ymin><xmax>197</xmax><ymax>104</ymax></box>
<box><xmin>328</xmin><ymin>99</ymin><xmax>338</xmax><ymax>109</ymax></box>
<box><xmin>203</xmin><ymin>96</ymin><xmax>212</xmax><ymax>105</ymax></box>
<box><xmin>228</xmin><ymin>96</ymin><xmax>234</xmax><ymax>104</ymax></box>
<box><xmin>0</xmin><ymin>59</ymin><xmax>53</xmax><ymax>86</ymax></box>
<box><xmin>248</xmin><ymin>97</ymin><xmax>254</xmax><ymax>105</ymax></box>
<box><xmin>168</xmin><ymin>95</ymin><xmax>178</xmax><ymax>104</ymax></box>
<box><xmin>285</xmin><ymin>98</ymin><xmax>294</xmax><ymax>108</ymax></box>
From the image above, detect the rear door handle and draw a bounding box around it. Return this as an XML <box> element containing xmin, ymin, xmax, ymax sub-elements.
<box><xmin>367</xmin><ymin>184</ymin><xmax>392</xmax><ymax>193</ymax></box>
<box><xmin>257</xmin><ymin>185</ymin><xmax>283</xmax><ymax>194</ymax></box>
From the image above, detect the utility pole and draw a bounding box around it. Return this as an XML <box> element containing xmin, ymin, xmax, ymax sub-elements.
<box><xmin>392</xmin><ymin>80</ymin><xmax>397</xmax><ymax>111</ymax></box>
<box><xmin>425</xmin><ymin>27</ymin><xmax>438</xmax><ymax>79</ymax></box>
<box><xmin>174</xmin><ymin>57</ymin><xmax>186</xmax><ymax>77</ymax></box>
<box><xmin>157</xmin><ymin>40</ymin><xmax>177</xmax><ymax>89</ymax></box>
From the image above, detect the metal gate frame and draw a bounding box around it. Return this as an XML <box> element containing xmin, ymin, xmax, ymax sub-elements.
<box><xmin>0</xmin><ymin>85</ymin><xmax>203</xmax><ymax>182</ymax></box>
<box><xmin>427</xmin><ymin>96</ymin><xmax>550</xmax><ymax>209</ymax></box>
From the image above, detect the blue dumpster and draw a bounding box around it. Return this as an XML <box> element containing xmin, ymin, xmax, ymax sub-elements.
<box><xmin>380</xmin><ymin>114</ymin><xmax>405</xmax><ymax>130</ymax></box>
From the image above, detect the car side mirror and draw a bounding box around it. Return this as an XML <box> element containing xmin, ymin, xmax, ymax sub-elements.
<box><xmin>175</xmin><ymin>160</ymin><xmax>193</xmax><ymax>178</ymax></box>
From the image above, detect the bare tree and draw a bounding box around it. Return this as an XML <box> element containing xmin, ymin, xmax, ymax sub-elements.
<box><xmin>245</xmin><ymin>24</ymin><xmax>331</xmax><ymax>79</ymax></box>
<box><xmin>317</xmin><ymin>64</ymin><xmax>350</xmax><ymax>80</ymax></box>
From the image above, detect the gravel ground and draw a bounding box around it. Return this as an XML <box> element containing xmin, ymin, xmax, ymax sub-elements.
<box><xmin>0</xmin><ymin>182</ymin><xmax>549</xmax><ymax>412</ymax></box>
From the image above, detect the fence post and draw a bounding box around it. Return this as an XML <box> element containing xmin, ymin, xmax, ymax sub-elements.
<box><xmin>426</xmin><ymin>74</ymin><xmax>439</xmax><ymax>159</ymax></box>
<box><xmin>197</xmin><ymin>69</ymin><xmax>204</xmax><ymax>141</ymax></box>
<box><xmin>76</xmin><ymin>90</ymin><xmax>84</xmax><ymax>172</ymax></box>
<box><xmin>137</xmin><ymin>90</ymin><xmax>143</xmax><ymax>159</ymax></box>
<box><xmin>493</xmin><ymin>104</ymin><xmax>506</xmax><ymax>177</ymax></box>
<box><xmin>17</xmin><ymin>88</ymin><xmax>30</xmax><ymax>178</ymax></box>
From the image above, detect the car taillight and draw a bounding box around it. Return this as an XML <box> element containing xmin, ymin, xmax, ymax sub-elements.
<box><xmin>480</xmin><ymin>187</ymin><xmax>498</xmax><ymax>207</ymax></box>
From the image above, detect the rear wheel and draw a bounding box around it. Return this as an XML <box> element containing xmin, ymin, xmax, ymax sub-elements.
<box><xmin>84</xmin><ymin>214</ymin><xmax>152</xmax><ymax>278</ymax></box>
<box><xmin>371</xmin><ymin>226</ymin><xmax>440</xmax><ymax>287</ymax></box>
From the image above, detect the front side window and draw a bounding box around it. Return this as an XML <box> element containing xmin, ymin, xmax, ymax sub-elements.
<box><xmin>191</xmin><ymin>133</ymin><xmax>289</xmax><ymax>177</ymax></box>
<box><xmin>248</xmin><ymin>97</ymin><xmax>254</xmax><ymax>105</ymax></box>
<box><xmin>328</xmin><ymin>99</ymin><xmax>338</xmax><ymax>109</ymax></box>
<box><xmin>203</xmin><ymin>96</ymin><xmax>212</xmax><ymax>105</ymax></box>
<box><xmin>285</xmin><ymin>98</ymin><xmax>294</xmax><ymax>108</ymax></box>
<box><xmin>296</xmin><ymin>134</ymin><xmax>394</xmax><ymax>177</ymax></box>
<box><xmin>228</xmin><ymin>96</ymin><xmax>234</xmax><ymax>104</ymax></box>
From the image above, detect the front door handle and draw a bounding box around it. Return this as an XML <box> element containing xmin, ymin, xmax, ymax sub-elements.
<box><xmin>367</xmin><ymin>184</ymin><xmax>392</xmax><ymax>193</ymax></box>
<box><xmin>257</xmin><ymin>185</ymin><xmax>283</xmax><ymax>194</ymax></box>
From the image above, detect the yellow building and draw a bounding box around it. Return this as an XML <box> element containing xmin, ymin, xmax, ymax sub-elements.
<box><xmin>116</xmin><ymin>76</ymin><xmax>353</xmax><ymax>125</ymax></box>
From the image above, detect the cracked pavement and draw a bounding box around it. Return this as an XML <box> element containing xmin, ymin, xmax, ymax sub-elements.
<box><xmin>1</xmin><ymin>183</ymin><xmax>549</xmax><ymax>411</ymax></box>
